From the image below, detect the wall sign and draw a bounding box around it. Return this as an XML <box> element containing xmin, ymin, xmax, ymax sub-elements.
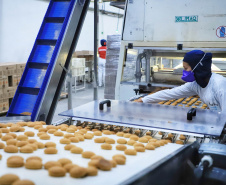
<box><xmin>216</xmin><ymin>26</ymin><xmax>226</xmax><ymax>38</ymax></box>
<box><xmin>175</xmin><ymin>15</ymin><xmax>198</xmax><ymax>22</ymax></box>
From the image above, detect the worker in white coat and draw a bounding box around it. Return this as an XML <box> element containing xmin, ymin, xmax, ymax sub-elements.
<box><xmin>138</xmin><ymin>50</ymin><xmax>226</xmax><ymax>113</ymax></box>
<box><xmin>98</xmin><ymin>39</ymin><xmax>107</xmax><ymax>87</ymax></box>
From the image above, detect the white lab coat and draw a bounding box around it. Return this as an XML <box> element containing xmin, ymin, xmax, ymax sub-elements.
<box><xmin>142</xmin><ymin>73</ymin><xmax>226</xmax><ymax>112</ymax></box>
<box><xmin>98</xmin><ymin>57</ymin><xmax>106</xmax><ymax>86</ymax></box>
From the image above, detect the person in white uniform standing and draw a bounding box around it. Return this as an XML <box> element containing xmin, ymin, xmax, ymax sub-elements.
<box><xmin>98</xmin><ymin>39</ymin><xmax>107</xmax><ymax>87</ymax></box>
<box><xmin>138</xmin><ymin>50</ymin><xmax>226</xmax><ymax>112</ymax></box>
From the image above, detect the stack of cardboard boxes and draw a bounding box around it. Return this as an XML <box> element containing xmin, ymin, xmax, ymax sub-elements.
<box><xmin>0</xmin><ymin>63</ymin><xmax>25</xmax><ymax>113</ymax></box>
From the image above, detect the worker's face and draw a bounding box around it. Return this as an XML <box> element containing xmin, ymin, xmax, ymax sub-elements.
<box><xmin>183</xmin><ymin>62</ymin><xmax>192</xmax><ymax>71</ymax></box>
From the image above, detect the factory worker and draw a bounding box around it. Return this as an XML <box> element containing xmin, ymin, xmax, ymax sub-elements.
<box><xmin>138</xmin><ymin>50</ymin><xmax>226</xmax><ymax>112</ymax></box>
<box><xmin>98</xmin><ymin>39</ymin><xmax>107</xmax><ymax>87</ymax></box>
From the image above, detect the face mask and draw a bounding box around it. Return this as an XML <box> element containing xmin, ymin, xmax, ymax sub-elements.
<box><xmin>181</xmin><ymin>53</ymin><xmax>206</xmax><ymax>82</ymax></box>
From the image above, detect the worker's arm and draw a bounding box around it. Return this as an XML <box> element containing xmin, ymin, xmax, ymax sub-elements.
<box><xmin>141</xmin><ymin>82</ymin><xmax>197</xmax><ymax>103</ymax></box>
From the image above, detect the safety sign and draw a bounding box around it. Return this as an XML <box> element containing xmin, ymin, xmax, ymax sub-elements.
<box><xmin>216</xmin><ymin>26</ymin><xmax>226</xmax><ymax>38</ymax></box>
<box><xmin>175</xmin><ymin>15</ymin><xmax>198</xmax><ymax>22</ymax></box>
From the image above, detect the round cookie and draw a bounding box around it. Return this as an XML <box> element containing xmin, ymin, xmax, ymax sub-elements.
<box><xmin>28</xmin><ymin>139</ymin><xmax>37</xmax><ymax>144</ymax></box>
<box><xmin>0</xmin><ymin>174</ymin><xmax>19</xmax><ymax>185</ymax></box>
<box><xmin>80</xmin><ymin>129</ymin><xmax>87</xmax><ymax>134</ymax></box>
<box><xmin>38</xmin><ymin>128</ymin><xmax>47</xmax><ymax>132</ymax></box>
<box><xmin>49</xmin><ymin>166</ymin><xmax>66</xmax><ymax>177</ymax></box>
<box><xmin>25</xmin><ymin>160</ymin><xmax>42</xmax><ymax>169</ymax></box>
<box><xmin>45</xmin><ymin>142</ymin><xmax>56</xmax><ymax>148</ymax></box>
<box><xmin>101</xmin><ymin>143</ymin><xmax>112</xmax><ymax>150</ymax></box>
<box><xmin>78</xmin><ymin>135</ymin><xmax>85</xmax><ymax>141</ymax></box>
<box><xmin>96</xmin><ymin>159</ymin><xmax>112</xmax><ymax>171</ymax></box>
<box><xmin>10</xmin><ymin>126</ymin><xmax>21</xmax><ymax>132</ymax></box>
<box><xmin>6</xmin><ymin>139</ymin><xmax>17</xmax><ymax>146</ymax></box>
<box><xmin>176</xmin><ymin>140</ymin><xmax>184</xmax><ymax>145</ymax></box>
<box><xmin>71</xmin><ymin>147</ymin><xmax>83</xmax><ymax>154</ymax></box>
<box><xmin>145</xmin><ymin>143</ymin><xmax>155</xmax><ymax>150</ymax></box>
<box><xmin>26</xmin><ymin>156</ymin><xmax>42</xmax><ymax>162</ymax></box>
<box><xmin>88</xmin><ymin>159</ymin><xmax>99</xmax><ymax>167</ymax></box>
<box><xmin>138</xmin><ymin>137</ymin><xmax>148</xmax><ymax>143</ymax></box>
<box><xmin>44</xmin><ymin>161</ymin><xmax>62</xmax><ymax>169</ymax></box>
<box><xmin>46</xmin><ymin>125</ymin><xmax>57</xmax><ymax>130</ymax></box>
<box><xmin>130</xmin><ymin>135</ymin><xmax>139</xmax><ymax>141</ymax></box>
<box><xmin>112</xmin><ymin>154</ymin><xmax>126</xmax><ymax>160</ymax></box>
<box><xmin>58</xmin><ymin>158</ymin><xmax>72</xmax><ymax>166</ymax></box>
<box><xmin>116</xmin><ymin>132</ymin><xmax>124</xmax><ymax>137</ymax></box>
<box><xmin>17</xmin><ymin>135</ymin><xmax>28</xmax><ymax>141</ymax></box>
<box><xmin>27</xmin><ymin>122</ymin><xmax>35</xmax><ymax>127</ymax></box>
<box><xmin>69</xmin><ymin>137</ymin><xmax>79</xmax><ymax>143</ymax></box>
<box><xmin>26</xmin><ymin>144</ymin><xmax>38</xmax><ymax>151</ymax></box>
<box><xmin>127</xmin><ymin>140</ymin><xmax>136</xmax><ymax>146</ymax></box>
<box><xmin>20</xmin><ymin>146</ymin><xmax>33</xmax><ymax>153</ymax></box>
<box><xmin>39</xmin><ymin>134</ymin><xmax>50</xmax><ymax>140</ymax></box>
<box><xmin>94</xmin><ymin>137</ymin><xmax>105</xmax><ymax>143</ymax></box>
<box><xmin>4</xmin><ymin>145</ymin><xmax>18</xmax><ymax>153</ymax></box>
<box><xmin>150</xmin><ymin>142</ymin><xmax>160</xmax><ymax>148</ymax></box>
<box><xmin>105</xmin><ymin>138</ymin><xmax>115</xmax><ymax>144</ymax></box>
<box><xmin>47</xmin><ymin>129</ymin><xmax>57</xmax><ymax>134</ymax></box>
<box><xmin>64</xmin><ymin>134</ymin><xmax>74</xmax><ymax>139</ymax></box>
<box><xmin>44</xmin><ymin>147</ymin><xmax>58</xmax><ymax>154</ymax></box>
<box><xmin>116</xmin><ymin>145</ymin><xmax>127</xmax><ymax>151</ymax></box>
<box><xmin>90</xmin><ymin>155</ymin><xmax>104</xmax><ymax>160</ymax></box>
<box><xmin>64</xmin><ymin>144</ymin><xmax>76</xmax><ymax>150</ymax></box>
<box><xmin>7</xmin><ymin>133</ymin><xmax>17</xmax><ymax>139</ymax></box>
<box><xmin>60</xmin><ymin>127</ymin><xmax>67</xmax><ymax>131</ymax></box>
<box><xmin>110</xmin><ymin>160</ymin><xmax>117</xmax><ymax>167</ymax></box>
<box><xmin>123</xmin><ymin>133</ymin><xmax>131</xmax><ymax>138</ymax></box>
<box><xmin>37</xmin><ymin>142</ymin><xmax>45</xmax><ymax>149</ymax></box>
<box><xmin>1</xmin><ymin>128</ymin><xmax>9</xmax><ymax>133</ymax></box>
<box><xmin>37</xmin><ymin>132</ymin><xmax>45</xmax><ymax>137</ymax></box>
<box><xmin>60</xmin><ymin>138</ymin><xmax>71</xmax><ymax>144</ymax></box>
<box><xmin>7</xmin><ymin>156</ymin><xmax>24</xmax><ymax>168</ymax></box>
<box><xmin>93</xmin><ymin>131</ymin><xmax>102</xmax><ymax>136</ymax></box>
<box><xmin>112</xmin><ymin>156</ymin><xmax>126</xmax><ymax>165</ymax></box>
<box><xmin>124</xmin><ymin>149</ymin><xmax>137</xmax><ymax>155</ymax></box>
<box><xmin>63</xmin><ymin>163</ymin><xmax>78</xmax><ymax>172</ymax></box>
<box><xmin>70</xmin><ymin>166</ymin><xmax>87</xmax><ymax>178</ymax></box>
<box><xmin>54</xmin><ymin>131</ymin><xmax>64</xmax><ymax>137</ymax></box>
<box><xmin>24</xmin><ymin>131</ymin><xmax>35</xmax><ymax>137</ymax></box>
<box><xmin>2</xmin><ymin>135</ymin><xmax>14</xmax><ymax>141</ymax></box>
<box><xmin>17</xmin><ymin>141</ymin><xmax>28</xmax><ymax>147</ymax></box>
<box><xmin>179</xmin><ymin>135</ymin><xmax>186</xmax><ymax>140</ymax></box>
<box><xmin>149</xmin><ymin>138</ymin><xmax>158</xmax><ymax>142</ymax></box>
<box><xmin>102</xmin><ymin>130</ymin><xmax>111</xmax><ymax>135</ymax></box>
<box><xmin>157</xmin><ymin>141</ymin><xmax>165</xmax><ymax>146</ymax></box>
<box><xmin>82</xmin><ymin>151</ymin><xmax>95</xmax><ymax>158</ymax></box>
<box><xmin>86</xmin><ymin>166</ymin><xmax>98</xmax><ymax>176</ymax></box>
<box><xmin>117</xmin><ymin>138</ymin><xmax>127</xmax><ymax>144</ymax></box>
<box><xmin>133</xmin><ymin>143</ymin><xmax>144</xmax><ymax>147</ymax></box>
<box><xmin>12</xmin><ymin>180</ymin><xmax>35</xmax><ymax>185</ymax></box>
<box><xmin>66</xmin><ymin>128</ymin><xmax>76</xmax><ymax>133</ymax></box>
<box><xmin>134</xmin><ymin>146</ymin><xmax>145</xmax><ymax>152</ymax></box>
<box><xmin>143</xmin><ymin>135</ymin><xmax>152</xmax><ymax>140</ymax></box>
<box><xmin>84</xmin><ymin>133</ymin><xmax>94</xmax><ymax>139</ymax></box>
<box><xmin>34</xmin><ymin>125</ymin><xmax>43</xmax><ymax>130</ymax></box>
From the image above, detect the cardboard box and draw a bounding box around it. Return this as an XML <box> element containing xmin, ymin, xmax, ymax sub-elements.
<box><xmin>3</xmin><ymin>87</ymin><xmax>17</xmax><ymax>99</ymax></box>
<box><xmin>0</xmin><ymin>63</ymin><xmax>17</xmax><ymax>76</ymax></box>
<box><xmin>16</xmin><ymin>63</ymin><xmax>26</xmax><ymax>75</ymax></box>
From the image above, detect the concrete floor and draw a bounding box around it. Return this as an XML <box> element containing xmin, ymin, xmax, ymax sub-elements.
<box><xmin>52</xmin><ymin>83</ymin><xmax>104</xmax><ymax>124</ymax></box>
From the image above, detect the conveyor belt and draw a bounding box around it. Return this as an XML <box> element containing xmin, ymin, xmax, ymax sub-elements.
<box><xmin>7</xmin><ymin>0</ymin><xmax>90</xmax><ymax>123</ymax></box>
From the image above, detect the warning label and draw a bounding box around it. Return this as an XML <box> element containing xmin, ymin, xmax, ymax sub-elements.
<box><xmin>216</xmin><ymin>26</ymin><xmax>226</xmax><ymax>38</ymax></box>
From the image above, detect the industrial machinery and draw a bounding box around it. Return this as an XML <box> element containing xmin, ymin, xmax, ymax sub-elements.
<box><xmin>2</xmin><ymin>0</ymin><xmax>226</xmax><ymax>184</ymax></box>
<box><xmin>115</xmin><ymin>0</ymin><xmax>226</xmax><ymax>100</ymax></box>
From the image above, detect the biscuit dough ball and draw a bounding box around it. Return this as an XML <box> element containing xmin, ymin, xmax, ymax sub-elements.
<box><xmin>54</xmin><ymin>131</ymin><xmax>64</xmax><ymax>137</ymax></box>
<box><xmin>63</xmin><ymin>163</ymin><xmax>78</xmax><ymax>172</ymax></box>
<box><xmin>179</xmin><ymin>135</ymin><xmax>186</xmax><ymax>140</ymax></box>
<box><xmin>102</xmin><ymin>130</ymin><xmax>111</xmax><ymax>135</ymax></box>
<box><xmin>6</xmin><ymin>139</ymin><xmax>17</xmax><ymax>146</ymax></box>
<box><xmin>16</xmin><ymin>135</ymin><xmax>28</xmax><ymax>141</ymax></box>
<box><xmin>144</xmin><ymin>135</ymin><xmax>152</xmax><ymax>140</ymax></box>
<box><xmin>116</xmin><ymin>145</ymin><xmax>127</xmax><ymax>151</ymax></box>
<box><xmin>146</xmin><ymin>131</ymin><xmax>151</xmax><ymax>135</ymax></box>
<box><xmin>101</xmin><ymin>143</ymin><xmax>112</xmax><ymax>150</ymax></box>
<box><xmin>0</xmin><ymin>123</ymin><xmax>7</xmax><ymax>128</ymax></box>
<box><xmin>60</xmin><ymin>127</ymin><xmax>67</xmax><ymax>131</ymax></box>
<box><xmin>82</xmin><ymin>151</ymin><xmax>95</xmax><ymax>158</ymax></box>
<box><xmin>28</xmin><ymin>139</ymin><xmax>37</xmax><ymax>144</ymax></box>
<box><xmin>112</xmin><ymin>156</ymin><xmax>126</xmax><ymax>165</ymax></box>
<box><xmin>49</xmin><ymin>166</ymin><xmax>66</xmax><ymax>177</ymax></box>
<box><xmin>0</xmin><ymin>174</ymin><xmax>20</xmax><ymax>185</ymax></box>
<box><xmin>113</xmin><ymin>154</ymin><xmax>126</xmax><ymax>160</ymax></box>
<box><xmin>78</xmin><ymin>135</ymin><xmax>85</xmax><ymax>141</ymax></box>
<box><xmin>116</xmin><ymin>132</ymin><xmax>124</xmax><ymax>137</ymax></box>
<box><xmin>130</xmin><ymin>135</ymin><xmax>139</xmax><ymax>141</ymax></box>
<box><xmin>70</xmin><ymin>166</ymin><xmax>87</xmax><ymax>178</ymax></box>
<box><xmin>64</xmin><ymin>134</ymin><xmax>74</xmax><ymax>139</ymax></box>
<box><xmin>110</xmin><ymin>160</ymin><xmax>117</xmax><ymax>168</ymax></box>
<box><xmin>157</xmin><ymin>141</ymin><xmax>165</xmax><ymax>146</ymax></box>
<box><xmin>117</xmin><ymin>138</ymin><xmax>127</xmax><ymax>144</ymax></box>
<box><xmin>44</xmin><ymin>147</ymin><xmax>58</xmax><ymax>154</ymax></box>
<box><xmin>66</xmin><ymin>128</ymin><xmax>76</xmax><ymax>133</ymax></box>
<box><xmin>87</xmin><ymin>166</ymin><xmax>98</xmax><ymax>176</ymax></box>
<box><xmin>84</xmin><ymin>133</ymin><xmax>94</xmax><ymax>139</ymax></box>
<box><xmin>88</xmin><ymin>159</ymin><xmax>99</xmax><ymax>167</ymax></box>
<box><xmin>138</xmin><ymin>137</ymin><xmax>148</xmax><ymax>143</ymax></box>
<box><xmin>90</xmin><ymin>155</ymin><xmax>104</xmax><ymax>160</ymax></box>
<box><xmin>37</xmin><ymin>142</ymin><xmax>45</xmax><ymax>149</ymax></box>
<box><xmin>105</xmin><ymin>138</ymin><xmax>115</xmax><ymax>144</ymax></box>
<box><xmin>38</xmin><ymin>128</ymin><xmax>47</xmax><ymax>132</ymax></box>
<box><xmin>127</xmin><ymin>140</ymin><xmax>136</xmax><ymax>146</ymax></box>
<box><xmin>93</xmin><ymin>131</ymin><xmax>102</xmax><ymax>136</ymax></box>
<box><xmin>145</xmin><ymin>143</ymin><xmax>155</xmax><ymax>150</ymax></box>
<box><xmin>96</xmin><ymin>159</ymin><xmax>112</xmax><ymax>171</ymax></box>
<box><xmin>7</xmin><ymin>156</ymin><xmax>24</xmax><ymax>167</ymax></box>
<box><xmin>123</xmin><ymin>133</ymin><xmax>131</xmax><ymax>138</ymax></box>
<box><xmin>60</xmin><ymin>138</ymin><xmax>71</xmax><ymax>144</ymax></box>
<box><xmin>34</xmin><ymin>125</ymin><xmax>43</xmax><ymax>130</ymax></box>
<box><xmin>27</xmin><ymin>122</ymin><xmax>35</xmax><ymax>127</ymax></box>
<box><xmin>12</xmin><ymin>180</ymin><xmax>35</xmax><ymax>185</ymax></box>
<box><xmin>2</xmin><ymin>135</ymin><xmax>14</xmax><ymax>141</ymax></box>
<box><xmin>47</xmin><ymin>129</ymin><xmax>57</xmax><ymax>134</ymax></box>
<box><xmin>26</xmin><ymin>156</ymin><xmax>42</xmax><ymax>163</ymax></box>
<box><xmin>24</xmin><ymin>131</ymin><xmax>35</xmax><ymax>137</ymax></box>
<box><xmin>44</xmin><ymin>161</ymin><xmax>62</xmax><ymax>169</ymax></box>
<box><xmin>124</xmin><ymin>149</ymin><xmax>137</xmax><ymax>155</ymax></box>
<box><xmin>134</xmin><ymin>146</ymin><xmax>145</xmax><ymax>152</ymax></box>
<box><xmin>4</xmin><ymin>145</ymin><xmax>18</xmax><ymax>153</ymax></box>
<box><xmin>58</xmin><ymin>158</ymin><xmax>72</xmax><ymax>166</ymax></box>
<box><xmin>39</xmin><ymin>134</ymin><xmax>50</xmax><ymax>140</ymax></box>
<box><xmin>149</xmin><ymin>139</ymin><xmax>158</xmax><ymax>142</ymax></box>
<box><xmin>45</xmin><ymin>142</ymin><xmax>56</xmax><ymax>148</ymax></box>
<box><xmin>176</xmin><ymin>140</ymin><xmax>184</xmax><ymax>145</ymax></box>
<box><xmin>37</xmin><ymin>132</ymin><xmax>45</xmax><ymax>137</ymax></box>
<box><xmin>7</xmin><ymin>133</ymin><xmax>17</xmax><ymax>139</ymax></box>
<box><xmin>69</xmin><ymin>137</ymin><xmax>79</xmax><ymax>143</ymax></box>
<box><xmin>1</xmin><ymin>128</ymin><xmax>9</xmax><ymax>133</ymax></box>
<box><xmin>20</xmin><ymin>146</ymin><xmax>33</xmax><ymax>153</ymax></box>
<box><xmin>150</xmin><ymin>142</ymin><xmax>160</xmax><ymax>148</ymax></box>
<box><xmin>25</xmin><ymin>160</ymin><xmax>42</xmax><ymax>169</ymax></box>
<box><xmin>10</xmin><ymin>126</ymin><xmax>20</xmax><ymax>132</ymax></box>
<box><xmin>0</xmin><ymin>142</ymin><xmax>5</xmax><ymax>149</ymax></box>
<box><xmin>133</xmin><ymin>143</ymin><xmax>144</xmax><ymax>147</ymax></box>
<box><xmin>94</xmin><ymin>137</ymin><xmax>105</xmax><ymax>143</ymax></box>
<box><xmin>46</xmin><ymin>125</ymin><xmax>57</xmax><ymax>130</ymax></box>
<box><xmin>26</xmin><ymin>144</ymin><xmax>38</xmax><ymax>151</ymax></box>
<box><xmin>64</xmin><ymin>144</ymin><xmax>76</xmax><ymax>150</ymax></box>
<box><xmin>71</xmin><ymin>147</ymin><xmax>83</xmax><ymax>154</ymax></box>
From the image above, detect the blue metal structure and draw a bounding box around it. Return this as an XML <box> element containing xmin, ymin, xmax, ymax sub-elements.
<box><xmin>7</xmin><ymin>0</ymin><xmax>90</xmax><ymax>123</ymax></box>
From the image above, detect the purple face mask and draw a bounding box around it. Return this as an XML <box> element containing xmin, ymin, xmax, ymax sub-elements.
<box><xmin>181</xmin><ymin>70</ymin><xmax>195</xmax><ymax>82</ymax></box>
<box><xmin>181</xmin><ymin>53</ymin><xmax>206</xmax><ymax>82</ymax></box>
